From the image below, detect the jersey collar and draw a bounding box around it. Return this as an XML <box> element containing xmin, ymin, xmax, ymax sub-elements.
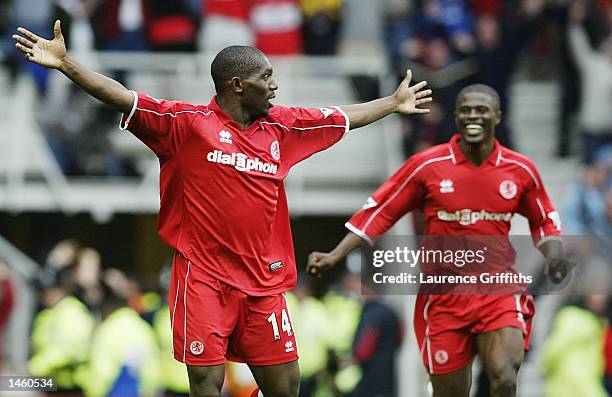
<box><xmin>208</xmin><ymin>96</ymin><xmax>268</xmax><ymax>132</ymax></box>
<box><xmin>449</xmin><ymin>134</ymin><xmax>501</xmax><ymax>166</ymax></box>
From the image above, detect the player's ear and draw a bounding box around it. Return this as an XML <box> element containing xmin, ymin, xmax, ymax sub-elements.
<box><xmin>495</xmin><ymin>110</ymin><xmax>502</xmax><ymax>125</ymax></box>
<box><xmin>231</xmin><ymin>77</ymin><xmax>243</xmax><ymax>94</ymax></box>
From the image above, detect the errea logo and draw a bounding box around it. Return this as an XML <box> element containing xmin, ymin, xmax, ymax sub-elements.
<box><xmin>362</xmin><ymin>197</ymin><xmax>377</xmax><ymax>210</ymax></box>
<box><xmin>440</xmin><ymin>179</ymin><xmax>454</xmax><ymax>193</ymax></box>
<box><xmin>285</xmin><ymin>341</ymin><xmax>294</xmax><ymax>353</ymax></box>
<box><xmin>219</xmin><ymin>130</ymin><xmax>233</xmax><ymax>144</ymax></box>
<box><xmin>319</xmin><ymin>107</ymin><xmax>334</xmax><ymax>118</ymax></box>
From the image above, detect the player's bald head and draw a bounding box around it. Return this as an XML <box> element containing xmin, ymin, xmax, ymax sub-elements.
<box><xmin>456</xmin><ymin>84</ymin><xmax>500</xmax><ymax>111</ymax></box>
<box><xmin>211</xmin><ymin>46</ymin><xmax>268</xmax><ymax>93</ymax></box>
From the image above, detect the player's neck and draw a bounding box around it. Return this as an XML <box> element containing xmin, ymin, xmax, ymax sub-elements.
<box><xmin>458</xmin><ymin>139</ymin><xmax>494</xmax><ymax>166</ymax></box>
<box><xmin>217</xmin><ymin>96</ymin><xmax>254</xmax><ymax>130</ymax></box>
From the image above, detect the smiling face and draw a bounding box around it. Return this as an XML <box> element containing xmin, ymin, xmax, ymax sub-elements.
<box><xmin>239</xmin><ymin>56</ymin><xmax>278</xmax><ymax>120</ymax></box>
<box><xmin>454</xmin><ymin>91</ymin><xmax>501</xmax><ymax>145</ymax></box>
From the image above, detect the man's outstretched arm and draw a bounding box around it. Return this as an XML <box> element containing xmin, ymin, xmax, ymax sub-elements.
<box><xmin>13</xmin><ymin>20</ymin><xmax>134</xmax><ymax>114</ymax></box>
<box><xmin>339</xmin><ymin>69</ymin><xmax>432</xmax><ymax>130</ymax></box>
<box><xmin>306</xmin><ymin>232</ymin><xmax>362</xmax><ymax>278</ymax></box>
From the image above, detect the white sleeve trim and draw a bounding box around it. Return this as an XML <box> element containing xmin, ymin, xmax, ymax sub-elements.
<box><xmin>536</xmin><ymin>235</ymin><xmax>562</xmax><ymax>248</ymax></box>
<box><xmin>119</xmin><ymin>91</ymin><xmax>139</xmax><ymax>131</ymax></box>
<box><xmin>345</xmin><ymin>222</ymin><xmax>374</xmax><ymax>246</ymax></box>
<box><xmin>333</xmin><ymin>106</ymin><xmax>350</xmax><ymax>139</ymax></box>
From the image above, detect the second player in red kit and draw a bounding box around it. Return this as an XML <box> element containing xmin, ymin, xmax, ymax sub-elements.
<box><xmin>308</xmin><ymin>85</ymin><xmax>571</xmax><ymax>397</ymax></box>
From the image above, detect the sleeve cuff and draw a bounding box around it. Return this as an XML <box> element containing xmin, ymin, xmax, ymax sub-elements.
<box><xmin>536</xmin><ymin>235</ymin><xmax>562</xmax><ymax>248</ymax></box>
<box><xmin>345</xmin><ymin>222</ymin><xmax>374</xmax><ymax>246</ymax></box>
<box><xmin>119</xmin><ymin>91</ymin><xmax>139</xmax><ymax>131</ymax></box>
<box><xmin>333</xmin><ymin>106</ymin><xmax>350</xmax><ymax>139</ymax></box>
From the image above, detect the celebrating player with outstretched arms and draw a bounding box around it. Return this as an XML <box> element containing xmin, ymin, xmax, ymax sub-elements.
<box><xmin>14</xmin><ymin>20</ymin><xmax>431</xmax><ymax>397</ymax></box>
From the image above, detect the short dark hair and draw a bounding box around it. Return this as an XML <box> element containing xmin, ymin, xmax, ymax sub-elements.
<box><xmin>211</xmin><ymin>46</ymin><xmax>267</xmax><ymax>93</ymax></box>
<box><xmin>456</xmin><ymin>84</ymin><xmax>501</xmax><ymax>111</ymax></box>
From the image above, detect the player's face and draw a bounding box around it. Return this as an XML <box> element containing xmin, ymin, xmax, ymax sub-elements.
<box><xmin>241</xmin><ymin>57</ymin><xmax>278</xmax><ymax>119</ymax></box>
<box><xmin>455</xmin><ymin>92</ymin><xmax>501</xmax><ymax>145</ymax></box>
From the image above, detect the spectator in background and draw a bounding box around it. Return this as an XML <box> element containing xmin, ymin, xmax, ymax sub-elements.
<box><xmin>10</xmin><ymin>0</ymin><xmax>53</xmax><ymax>92</ymax></box>
<box><xmin>606</xmin><ymin>309</ymin><xmax>612</xmax><ymax>394</ymax></box>
<box><xmin>37</xmin><ymin>239</ymin><xmax>81</xmax><ymax>290</ymax></box>
<box><xmin>300</xmin><ymin>0</ymin><xmax>343</xmax><ymax>55</ymax></box>
<box><xmin>351</xmin><ymin>275</ymin><xmax>403</xmax><ymax>397</ymax></box>
<box><xmin>0</xmin><ymin>0</ymin><xmax>16</xmax><ymax>79</ymax></box>
<box><xmin>567</xmin><ymin>0</ymin><xmax>612</xmax><ymax>164</ymax></box>
<box><xmin>54</xmin><ymin>0</ymin><xmax>96</xmax><ymax>53</ymax></box>
<box><xmin>563</xmin><ymin>147</ymin><xmax>612</xmax><ymax>259</ymax></box>
<box><xmin>152</xmin><ymin>267</ymin><xmax>190</xmax><ymax>397</ymax></box>
<box><xmin>561</xmin><ymin>147</ymin><xmax>612</xmax><ymax>306</ymax></box>
<box><xmin>0</xmin><ymin>260</ymin><xmax>14</xmax><ymax>373</ymax></box>
<box><xmin>80</xmin><ymin>279</ymin><xmax>160</xmax><ymax>397</ymax></box>
<box><xmin>29</xmin><ymin>261</ymin><xmax>95</xmax><ymax>395</ymax></box>
<box><xmin>542</xmin><ymin>294</ymin><xmax>609</xmax><ymax>397</ymax></box>
<box><xmin>198</xmin><ymin>0</ymin><xmax>254</xmax><ymax>54</ymax></box>
<box><xmin>321</xmin><ymin>254</ymin><xmax>365</xmax><ymax>396</ymax></box>
<box><xmin>252</xmin><ymin>0</ymin><xmax>303</xmax><ymax>55</ymax></box>
<box><xmin>285</xmin><ymin>275</ymin><xmax>332</xmax><ymax>397</ymax></box>
<box><xmin>147</xmin><ymin>0</ymin><xmax>198</xmax><ymax>52</ymax></box>
<box><xmin>73</xmin><ymin>247</ymin><xmax>104</xmax><ymax>315</ymax></box>
<box><xmin>469</xmin><ymin>0</ymin><xmax>546</xmax><ymax>150</ymax></box>
<box><xmin>93</xmin><ymin>0</ymin><xmax>149</xmax><ymax>51</ymax></box>
<box><xmin>386</xmin><ymin>0</ymin><xmax>477</xmax><ymax>154</ymax></box>
<box><xmin>44</xmin><ymin>86</ymin><xmax>126</xmax><ymax>176</ymax></box>
<box><xmin>416</xmin><ymin>0</ymin><xmax>476</xmax><ymax>56</ymax></box>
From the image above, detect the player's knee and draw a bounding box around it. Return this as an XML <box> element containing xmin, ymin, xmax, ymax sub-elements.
<box><xmin>488</xmin><ymin>362</ymin><xmax>519</xmax><ymax>396</ymax></box>
<box><xmin>188</xmin><ymin>378</ymin><xmax>223</xmax><ymax>397</ymax></box>
<box><xmin>265</xmin><ymin>381</ymin><xmax>299</xmax><ymax>397</ymax></box>
<box><xmin>264</xmin><ymin>388</ymin><xmax>299</xmax><ymax>397</ymax></box>
<box><xmin>261</xmin><ymin>376</ymin><xmax>299</xmax><ymax>397</ymax></box>
<box><xmin>489</xmin><ymin>377</ymin><xmax>516</xmax><ymax>397</ymax></box>
<box><xmin>188</xmin><ymin>385</ymin><xmax>223</xmax><ymax>397</ymax></box>
<box><xmin>187</xmin><ymin>365</ymin><xmax>225</xmax><ymax>397</ymax></box>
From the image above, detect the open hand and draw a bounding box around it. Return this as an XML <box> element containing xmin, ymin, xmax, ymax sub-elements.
<box><xmin>13</xmin><ymin>20</ymin><xmax>66</xmax><ymax>70</ymax></box>
<box><xmin>394</xmin><ymin>69</ymin><xmax>432</xmax><ymax>115</ymax></box>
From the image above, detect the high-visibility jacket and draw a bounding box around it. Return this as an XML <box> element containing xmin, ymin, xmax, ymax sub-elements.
<box><xmin>285</xmin><ymin>292</ymin><xmax>330</xmax><ymax>378</ymax></box>
<box><xmin>29</xmin><ymin>295</ymin><xmax>95</xmax><ymax>390</ymax></box>
<box><xmin>153</xmin><ymin>305</ymin><xmax>190</xmax><ymax>394</ymax></box>
<box><xmin>322</xmin><ymin>292</ymin><xmax>362</xmax><ymax>357</ymax></box>
<box><xmin>542</xmin><ymin>305</ymin><xmax>608</xmax><ymax>397</ymax></box>
<box><xmin>80</xmin><ymin>307</ymin><xmax>160</xmax><ymax>397</ymax></box>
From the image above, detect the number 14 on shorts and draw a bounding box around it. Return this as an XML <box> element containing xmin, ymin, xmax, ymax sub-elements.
<box><xmin>267</xmin><ymin>309</ymin><xmax>293</xmax><ymax>340</ymax></box>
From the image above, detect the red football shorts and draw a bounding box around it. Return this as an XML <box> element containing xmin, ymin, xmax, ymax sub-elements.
<box><xmin>414</xmin><ymin>294</ymin><xmax>535</xmax><ymax>375</ymax></box>
<box><xmin>169</xmin><ymin>253</ymin><xmax>299</xmax><ymax>366</ymax></box>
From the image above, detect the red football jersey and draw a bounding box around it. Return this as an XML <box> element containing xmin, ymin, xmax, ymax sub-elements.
<box><xmin>347</xmin><ymin>134</ymin><xmax>562</xmax><ymax>272</ymax></box>
<box><xmin>121</xmin><ymin>92</ymin><xmax>349</xmax><ymax>295</ymax></box>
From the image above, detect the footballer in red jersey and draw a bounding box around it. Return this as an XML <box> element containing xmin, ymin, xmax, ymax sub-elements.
<box><xmin>13</xmin><ymin>21</ymin><xmax>432</xmax><ymax>396</ymax></box>
<box><xmin>308</xmin><ymin>84</ymin><xmax>571</xmax><ymax>397</ymax></box>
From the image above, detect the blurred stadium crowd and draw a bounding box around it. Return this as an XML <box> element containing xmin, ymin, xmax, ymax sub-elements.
<box><xmin>1</xmin><ymin>242</ymin><xmax>400</xmax><ymax>397</ymax></box>
<box><xmin>0</xmin><ymin>0</ymin><xmax>611</xmax><ymax>396</ymax></box>
<box><xmin>0</xmin><ymin>0</ymin><xmax>611</xmax><ymax>173</ymax></box>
